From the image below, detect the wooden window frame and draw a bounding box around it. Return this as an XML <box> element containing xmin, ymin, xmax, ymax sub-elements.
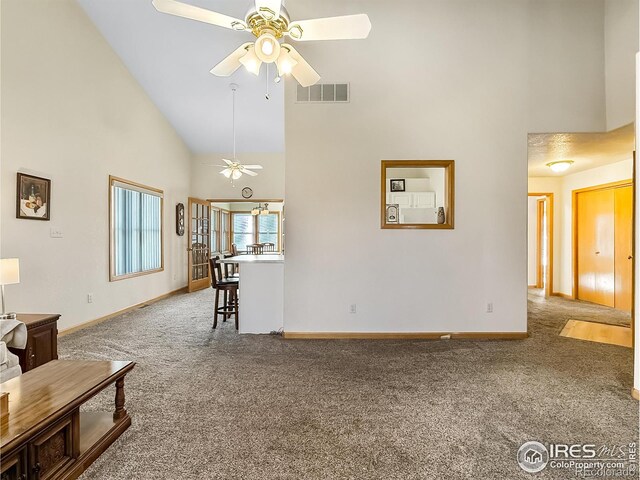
<box><xmin>210</xmin><ymin>207</ymin><xmax>231</xmax><ymax>255</ymax></box>
<box><xmin>109</xmin><ymin>175</ymin><xmax>164</xmax><ymax>282</ymax></box>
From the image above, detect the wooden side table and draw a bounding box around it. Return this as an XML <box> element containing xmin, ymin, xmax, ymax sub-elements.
<box><xmin>8</xmin><ymin>313</ymin><xmax>60</xmax><ymax>372</ymax></box>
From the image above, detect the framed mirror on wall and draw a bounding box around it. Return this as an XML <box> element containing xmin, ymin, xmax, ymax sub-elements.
<box><xmin>381</xmin><ymin>160</ymin><xmax>455</xmax><ymax>229</ymax></box>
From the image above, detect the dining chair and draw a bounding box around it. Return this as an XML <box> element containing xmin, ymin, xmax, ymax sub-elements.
<box><xmin>263</xmin><ymin>243</ymin><xmax>275</xmax><ymax>252</ymax></box>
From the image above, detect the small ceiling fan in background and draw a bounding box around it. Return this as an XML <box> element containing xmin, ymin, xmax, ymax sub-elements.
<box><xmin>152</xmin><ymin>0</ymin><xmax>372</xmax><ymax>86</ymax></box>
<box><xmin>210</xmin><ymin>84</ymin><xmax>263</xmax><ymax>183</ymax></box>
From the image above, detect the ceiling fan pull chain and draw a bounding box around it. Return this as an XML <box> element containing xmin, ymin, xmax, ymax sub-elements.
<box><xmin>265</xmin><ymin>64</ymin><xmax>270</xmax><ymax>100</ymax></box>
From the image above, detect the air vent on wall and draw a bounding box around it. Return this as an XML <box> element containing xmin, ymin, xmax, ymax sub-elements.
<box><xmin>296</xmin><ymin>83</ymin><xmax>350</xmax><ymax>103</ymax></box>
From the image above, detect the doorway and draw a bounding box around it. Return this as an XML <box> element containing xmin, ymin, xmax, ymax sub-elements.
<box><xmin>187</xmin><ymin>197</ymin><xmax>211</xmax><ymax>292</ymax></box>
<box><xmin>572</xmin><ymin>180</ymin><xmax>633</xmax><ymax>313</ymax></box>
<box><xmin>528</xmin><ymin>193</ymin><xmax>554</xmax><ymax>298</ymax></box>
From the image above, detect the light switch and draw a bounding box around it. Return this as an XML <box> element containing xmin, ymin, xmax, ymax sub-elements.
<box><xmin>50</xmin><ymin>228</ymin><xmax>63</xmax><ymax>238</ymax></box>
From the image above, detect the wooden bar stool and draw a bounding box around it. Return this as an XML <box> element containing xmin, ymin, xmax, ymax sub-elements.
<box><xmin>209</xmin><ymin>257</ymin><xmax>239</xmax><ymax>330</ymax></box>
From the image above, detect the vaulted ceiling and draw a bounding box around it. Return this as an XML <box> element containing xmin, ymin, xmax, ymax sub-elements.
<box><xmin>77</xmin><ymin>0</ymin><xmax>285</xmax><ymax>154</ymax></box>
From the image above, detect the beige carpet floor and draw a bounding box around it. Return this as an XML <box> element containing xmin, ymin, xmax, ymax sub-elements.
<box><xmin>57</xmin><ymin>289</ymin><xmax>638</xmax><ymax>480</ymax></box>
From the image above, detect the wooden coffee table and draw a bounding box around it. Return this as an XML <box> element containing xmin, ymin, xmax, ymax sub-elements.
<box><xmin>1</xmin><ymin>360</ymin><xmax>135</xmax><ymax>480</ymax></box>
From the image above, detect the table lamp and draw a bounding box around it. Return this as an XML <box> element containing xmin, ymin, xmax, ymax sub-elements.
<box><xmin>0</xmin><ymin>258</ymin><xmax>20</xmax><ymax>320</ymax></box>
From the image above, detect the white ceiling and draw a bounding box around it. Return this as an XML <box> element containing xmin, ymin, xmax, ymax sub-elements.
<box><xmin>77</xmin><ymin>0</ymin><xmax>284</xmax><ymax>154</ymax></box>
<box><xmin>528</xmin><ymin>123</ymin><xmax>635</xmax><ymax>177</ymax></box>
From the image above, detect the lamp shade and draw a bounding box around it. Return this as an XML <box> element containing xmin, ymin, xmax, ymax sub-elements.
<box><xmin>0</xmin><ymin>258</ymin><xmax>20</xmax><ymax>285</ymax></box>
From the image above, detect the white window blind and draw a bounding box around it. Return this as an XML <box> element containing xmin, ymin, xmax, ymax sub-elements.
<box><xmin>233</xmin><ymin>213</ymin><xmax>255</xmax><ymax>251</ymax></box>
<box><xmin>258</xmin><ymin>214</ymin><xmax>278</xmax><ymax>246</ymax></box>
<box><xmin>111</xmin><ymin>178</ymin><xmax>163</xmax><ymax>279</ymax></box>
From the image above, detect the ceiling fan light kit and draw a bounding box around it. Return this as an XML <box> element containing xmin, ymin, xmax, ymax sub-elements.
<box><xmin>152</xmin><ymin>0</ymin><xmax>372</xmax><ymax>87</ymax></box>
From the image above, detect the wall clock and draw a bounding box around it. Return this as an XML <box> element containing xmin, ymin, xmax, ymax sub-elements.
<box><xmin>242</xmin><ymin>187</ymin><xmax>253</xmax><ymax>199</ymax></box>
<box><xmin>176</xmin><ymin>203</ymin><xmax>185</xmax><ymax>236</ymax></box>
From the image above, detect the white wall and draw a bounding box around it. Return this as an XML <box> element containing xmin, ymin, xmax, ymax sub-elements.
<box><xmin>527</xmin><ymin>197</ymin><xmax>539</xmax><ymax>286</ymax></box>
<box><xmin>0</xmin><ymin>0</ymin><xmax>192</xmax><ymax>331</ymax></box>
<box><xmin>605</xmin><ymin>0</ymin><xmax>639</xmax><ymax>130</ymax></box>
<box><xmin>283</xmin><ymin>0</ymin><xmax>606</xmax><ymax>335</ymax></box>
<box><xmin>191</xmin><ymin>153</ymin><xmax>285</xmax><ymax>201</ymax></box>
<box><xmin>529</xmin><ymin>159</ymin><xmax>633</xmax><ymax>297</ymax></box>
<box><xmin>528</xmin><ymin>0</ymin><xmax>606</xmax><ymax>133</ymax></box>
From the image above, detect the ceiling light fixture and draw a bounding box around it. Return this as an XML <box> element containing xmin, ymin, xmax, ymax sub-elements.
<box><xmin>255</xmin><ymin>31</ymin><xmax>281</xmax><ymax>63</ymax></box>
<box><xmin>239</xmin><ymin>45</ymin><xmax>262</xmax><ymax>76</ymax></box>
<box><xmin>211</xmin><ymin>84</ymin><xmax>263</xmax><ymax>184</ymax></box>
<box><xmin>251</xmin><ymin>203</ymin><xmax>270</xmax><ymax>215</ymax></box>
<box><xmin>546</xmin><ymin>160</ymin><xmax>574</xmax><ymax>173</ymax></box>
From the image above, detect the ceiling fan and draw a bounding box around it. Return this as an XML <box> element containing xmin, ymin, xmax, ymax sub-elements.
<box><xmin>210</xmin><ymin>84</ymin><xmax>263</xmax><ymax>182</ymax></box>
<box><xmin>152</xmin><ymin>0</ymin><xmax>372</xmax><ymax>87</ymax></box>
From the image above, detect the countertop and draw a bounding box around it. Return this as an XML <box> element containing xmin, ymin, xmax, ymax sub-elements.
<box><xmin>219</xmin><ymin>254</ymin><xmax>284</xmax><ymax>264</ymax></box>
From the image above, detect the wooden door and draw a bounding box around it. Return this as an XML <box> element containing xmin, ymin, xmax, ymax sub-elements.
<box><xmin>187</xmin><ymin>198</ymin><xmax>211</xmax><ymax>292</ymax></box>
<box><xmin>614</xmin><ymin>186</ymin><xmax>633</xmax><ymax>312</ymax></box>
<box><xmin>577</xmin><ymin>189</ymin><xmax>615</xmax><ymax>307</ymax></box>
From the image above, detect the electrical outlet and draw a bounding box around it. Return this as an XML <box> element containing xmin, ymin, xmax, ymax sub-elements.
<box><xmin>50</xmin><ymin>228</ymin><xmax>63</xmax><ymax>238</ymax></box>
<box><xmin>486</xmin><ymin>302</ymin><xmax>493</xmax><ymax>313</ymax></box>
<box><xmin>349</xmin><ymin>304</ymin><xmax>357</xmax><ymax>314</ymax></box>
<box><xmin>87</xmin><ymin>293</ymin><xmax>94</xmax><ymax>304</ymax></box>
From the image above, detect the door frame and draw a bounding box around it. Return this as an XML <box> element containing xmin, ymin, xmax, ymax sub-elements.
<box><xmin>187</xmin><ymin>197</ymin><xmax>212</xmax><ymax>293</ymax></box>
<box><xmin>571</xmin><ymin>179</ymin><xmax>633</xmax><ymax>302</ymax></box>
<box><xmin>529</xmin><ymin>193</ymin><xmax>554</xmax><ymax>297</ymax></box>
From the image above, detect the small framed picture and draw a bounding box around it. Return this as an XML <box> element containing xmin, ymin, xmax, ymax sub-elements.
<box><xmin>386</xmin><ymin>204</ymin><xmax>399</xmax><ymax>224</ymax></box>
<box><xmin>390</xmin><ymin>179</ymin><xmax>405</xmax><ymax>192</ymax></box>
<box><xmin>17</xmin><ymin>173</ymin><xmax>51</xmax><ymax>221</ymax></box>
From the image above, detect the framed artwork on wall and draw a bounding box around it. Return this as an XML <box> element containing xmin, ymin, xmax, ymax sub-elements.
<box><xmin>390</xmin><ymin>179</ymin><xmax>405</xmax><ymax>192</ymax></box>
<box><xmin>386</xmin><ymin>204</ymin><xmax>399</xmax><ymax>224</ymax></box>
<box><xmin>16</xmin><ymin>173</ymin><xmax>51</xmax><ymax>221</ymax></box>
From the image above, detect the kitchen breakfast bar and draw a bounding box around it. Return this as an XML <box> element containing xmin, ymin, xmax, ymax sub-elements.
<box><xmin>219</xmin><ymin>254</ymin><xmax>284</xmax><ymax>334</ymax></box>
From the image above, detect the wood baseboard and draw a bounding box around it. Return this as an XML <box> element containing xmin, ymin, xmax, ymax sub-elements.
<box><xmin>283</xmin><ymin>332</ymin><xmax>528</xmax><ymax>340</ymax></box>
<box><xmin>551</xmin><ymin>292</ymin><xmax>573</xmax><ymax>300</ymax></box>
<box><xmin>58</xmin><ymin>287</ymin><xmax>187</xmax><ymax>337</ymax></box>
<box><xmin>633</xmin><ymin>388</ymin><xmax>640</xmax><ymax>401</ymax></box>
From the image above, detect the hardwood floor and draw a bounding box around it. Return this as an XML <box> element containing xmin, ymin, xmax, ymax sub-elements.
<box><xmin>560</xmin><ymin>319</ymin><xmax>632</xmax><ymax>348</ymax></box>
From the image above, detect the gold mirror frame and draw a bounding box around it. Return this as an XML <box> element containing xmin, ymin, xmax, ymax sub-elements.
<box><xmin>380</xmin><ymin>160</ymin><xmax>455</xmax><ymax>230</ymax></box>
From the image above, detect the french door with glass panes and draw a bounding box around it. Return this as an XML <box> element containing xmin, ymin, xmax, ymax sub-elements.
<box><xmin>187</xmin><ymin>198</ymin><xmax>211</xmax><ymax>292</ymax></box>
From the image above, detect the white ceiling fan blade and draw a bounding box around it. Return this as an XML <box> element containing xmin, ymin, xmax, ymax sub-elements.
<box><xmin>152</xmin><ymin>0</ymin><xmax>246</xmax><ymax>31</ymax></box>
<box><xmin>282</xmin><ymin>44</ymin><xmax>320</xmax><ymax>87</ymax></box>
<box><xmin>241</xmin><ymin>165</ymin><xmax>263</xmax><ymax>169</ymax></box>
<box><xmin>255</xmin><ymin>0</ymin><xmax>281</xmax><ymax>20</ymax></box>
<box><xmin>288</xmin><ymin>14</ymin><xmax>371</xmax><ymax>41</ymax></box>
<box><xmin>210</xmin><ymin>43</ymin><xmax>252</xmax><ymax>77</ymax></box>
<box><xmin>222</xmin><ymin>159</ymin><xmax>234</xmax><ymax>165</ymax></box>
<box><xmin>242</xmin><ymin>169</ymin><xmax>258</xmax><ymax>176</ymax></box>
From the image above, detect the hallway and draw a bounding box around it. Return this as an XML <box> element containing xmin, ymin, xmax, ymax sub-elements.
<box><xmin>528</xmin><ymin>288</ymin><xmax>631</xmax><ymax>327</ymax></box>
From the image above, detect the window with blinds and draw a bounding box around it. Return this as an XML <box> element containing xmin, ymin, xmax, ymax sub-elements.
<box><xmin>258</xmin><ymin>214</ymin><xmax>279</xmax><ymax>246</ymax></box>
<box><xmin>221</xmin><ymin>211</ymin><xmax>230</xmax><ymax>252</ymax></box>
<box><xmin>231</xmin><ymin>212</ymin><xmax>281</xmax><ymax>252</ymax></box>
<box><xmin>211</xmin><ymin>208</ymin><xmax>220</xmax><ymax>253</ymax></box>
<box><xmin>110</xmin><ymin>176</ymin><xmax>163</xmax><ymax>281</ymax></box>
<box><xmin>233</xmin><ymin>213</ymin><xmax>255</xmax><ymax>252</ymax></box>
